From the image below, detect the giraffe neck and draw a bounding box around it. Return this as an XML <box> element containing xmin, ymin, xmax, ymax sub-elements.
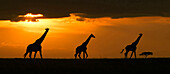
<box><xmin>34</xmin><ymin>30</ymin><xmax>49</xmax><ymax>45</ymax></box>
<box><xmin>131</xmin><ymin>35</ymin><xmax>142</xmax><ymax>46</ymax></box>
<box><xmin>81</xmin><ymin>35</ymin><xmax>92</xmax><ymax>47</ymax></box>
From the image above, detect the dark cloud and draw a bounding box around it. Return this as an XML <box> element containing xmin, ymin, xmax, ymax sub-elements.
<box><xmin>0</xmin><ymin>0</ymin><xmax>170</xmax><ymax>20</ymax></box>
<box><xmin>76</xmin><ymin>18</ymin><xmax>85</xmax><ymax>21</ymax></box>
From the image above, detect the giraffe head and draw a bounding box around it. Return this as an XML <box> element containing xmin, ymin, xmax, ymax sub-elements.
<box><xmin>90</xmin><ymin>34</ymin><xmax>95</xmax><ymax>38</ymax></box>
<box><xmin>45</xmin><ymin>28</ymin><xmax>49</xmax><ymax>31</ymax></box>
<box><xmin>139</xmin><ymin>33</ymin><xmax>143</xmax><ymax>36</ymax></box>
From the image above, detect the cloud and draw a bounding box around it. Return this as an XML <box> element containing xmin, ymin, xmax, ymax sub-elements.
<box><xmin>76</xmin><ymin>17</ymin><xmax>85</xmax><ymax>21</ymax></box>
<box><xmin>0</xmin><ymin>42</ymin><xmax>21</xmax><ymax>47</ymax></box>
<box><xmin>0</xmin><ymin>0</ymin><xmax>170</xmax><ymax>20</ymax></box>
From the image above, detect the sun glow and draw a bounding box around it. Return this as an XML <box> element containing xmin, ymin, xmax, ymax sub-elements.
<box><xmin>11</xmin><ymin>13</ymin><xmax>44</xmax><ymax>22</ymax></box>
<box><xmin>24</xmin><ymin>13</ymin><xmax>43</xmax><ymax>17</ymax></box>
<box><xmin>0</xmin><ymin>15</ymin><xmax>170</xmax><ymax>58</ymax></box>
<box><xmin>18</xmin><ymin>13</ymin><xmax>43</xmax><ymax>18</ymax></box>
<box><xmin>7</xmin><ymin>13</ymin><xmax>100</xmax><ymax>33</ymax></box>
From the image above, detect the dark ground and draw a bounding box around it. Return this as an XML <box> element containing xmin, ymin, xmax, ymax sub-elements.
<box><xmin>0</xmin><ymin>58</ymin><xmax>169</xmax><ymax>74</ymax></box>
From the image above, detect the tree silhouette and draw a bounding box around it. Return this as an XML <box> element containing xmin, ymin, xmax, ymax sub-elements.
<box><xmin>139</xmin><ymin>52</ymin><xmax>153</xmax><ymax>58</ymax></box>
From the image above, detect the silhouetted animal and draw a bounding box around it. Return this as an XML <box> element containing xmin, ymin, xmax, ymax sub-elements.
<box><xmin>24</xmin><ymin>28</ymin><xmax>49</xmax><ymax>59</ymax></box>
<box><xmin>74</xmin><ymin>34</ymin><xmax>95</xmax><ymax>59</ymax></box>
<box><xmin>121</xmin><ymin>33</ymin><xmax>143</xmax><ymax>59</ymax></box>
<box><xmin>140</xmin><ymin>52</ymin><xmax>153</xmax><ymax>58</ymax></box>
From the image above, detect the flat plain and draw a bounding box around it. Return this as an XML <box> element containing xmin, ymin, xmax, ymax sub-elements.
<box><xmin>0</xmin><ymin>58</ymin><xmax>169</xmax><ymax>74</ymax></box>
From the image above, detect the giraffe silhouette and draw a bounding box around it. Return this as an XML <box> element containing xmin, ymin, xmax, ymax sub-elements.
<box><xmin>74</xmin><ymin>34</ymin><xmax>95</xmax><ymax>59</ymax></box>
<box><xmin>24</xmin><ymin>28</ymin><xmax>49</xmax><ymax>59</ymax></box>
<box><xmin>121</xmin><ymin>33</ymin><xmax>143</xmax><ymax>59</ymax></box>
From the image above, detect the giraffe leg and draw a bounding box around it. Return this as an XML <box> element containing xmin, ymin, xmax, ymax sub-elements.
<box><xmin>124</xmin><ymin>51</ymin><xmax>129</xmax><ymax>58</ymax></box>
<box><xmin>130</xmin><ymin>52</ymin><xmax>134</xmax><ymax>59</ymax></box>
<box><xmin>24</xmin><ymin>51</ymin><xmax>28</xmax><ymax>59</ymax></box>
<box><xmin>78</xmin><ymin>52</ymin><xmax>82</xmax><ymax>59</ymax></box>
<box><xmin>74</xmin><ymin>53</ymin><xmax>77</xmax><ymax>59</ymax></box>
<box><xmin>34</xmin><ymin>51</ymin><xmax>37</xmax><ymax>59</ymax></box>
<box><xmin>74</xmin><ymin>48</ymin><xmax>79</xmax><ymax>59</ymax></box>
<box><xmin>134</xmin><ymin>51</ymin><xmax>136</xmax><ymax>59</ymax></box>
<box><xmin>74</xmin><ymin>51</ymin><xmax>79</xmax><ymax>59</ymax></box>
<box><xmin>39</xmin><ymin>51</ymin><xmax>43</xmax><ymax>59</ymax></box>
<box><xmin>83</xmin><ymin>52</ymin><xmax>85</xmax><ymax>59</ymax></box>
<box><xmin>85</xmin><ymin>51</ymin><xmax>88</xmax><ymax>59</ymax></box>
<box><xmin>29</xmin><ymin>52</ymin><xmax>32</xmax><ymax>59</ymax></box>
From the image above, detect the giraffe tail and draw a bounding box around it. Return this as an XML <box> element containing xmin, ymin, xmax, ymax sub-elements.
<box><xmin>120</xmin><ymin>49</ymin><xmax>124</xmax><ymax>54</ymax></box>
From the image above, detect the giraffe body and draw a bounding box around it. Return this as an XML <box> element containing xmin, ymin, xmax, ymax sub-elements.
<box><xmin>76</xmin><ymin>45</ymin><xmax>87</xmax><ymax>53</ymax></box>
<box><xmin>24</xmin><ymin>28</ymin><xmax>49</xmax><ymax>59</ymax></box>
<box><xmin>125</xmin><ymin>45</ymin><xmax>137</xmax><ymax>51</ymax></box>
<box><xmin>74</xmin><ymin>34</ymin><xmax>95</xmax><ymax>59</ymax></box>
<box><xmin>27</xmin><ymin>44</ymin><xmax>41</xmax><ymax>52</ymax></box>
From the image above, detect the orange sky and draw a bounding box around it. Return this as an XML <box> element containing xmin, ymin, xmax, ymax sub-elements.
<box><xmin>0</xmin><ymin>14</ymin><xmax>169</xmax><ymax>58</ymax></box>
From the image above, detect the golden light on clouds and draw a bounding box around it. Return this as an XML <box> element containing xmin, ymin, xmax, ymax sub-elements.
<box><xmin>18</xmin><ymin>13</ymin><xmax>43</xmax><ymax>18</ymax></box>
<box><xmin>8</xmin><ymin>13</ymin><xmax>102</xmax><ymax>33</ymax></box>
<box><xmin>11</xmin><ymin>13</ymin><xmax>44</xmax><ymax>22</ymax></box>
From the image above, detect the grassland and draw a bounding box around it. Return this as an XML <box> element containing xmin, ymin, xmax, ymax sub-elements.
<box><xmin>0</xmin><ymin>58</ymin><xmax>169</xmax><ymax>74</ymax></box>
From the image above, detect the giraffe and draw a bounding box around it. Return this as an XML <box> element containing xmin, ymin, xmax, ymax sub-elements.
<box><xmin>24</xmin><ymin>28</ymin><xmax>49</xmax><ymax>59</ymax></box>
<box><xmin>120</xmin><ymin>33</ymin><xmax>143</xmax><ymax>59</ymax></box>
<box><xmin>74</xmin><ymin>34</ymin><xmax>95</xmax><ymax>59</ymax></box>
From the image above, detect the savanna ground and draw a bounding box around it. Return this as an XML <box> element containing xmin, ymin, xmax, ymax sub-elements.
<box><xmin>0</xmin><ymin>58</ymin><xmax>169</xmax><ymax>74</ymax></box>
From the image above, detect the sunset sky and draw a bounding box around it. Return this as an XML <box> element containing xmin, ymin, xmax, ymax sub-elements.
<box><xmin>0</xmin><ymin>0</ymin><xmax>169</xmax><ymax>58</ymax></box>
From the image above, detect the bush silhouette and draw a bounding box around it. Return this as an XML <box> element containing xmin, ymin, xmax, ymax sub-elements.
<box><xmin>139</xmin><ymin>52</ymin><xmax>153</xmax><ymax>58</ymax></box>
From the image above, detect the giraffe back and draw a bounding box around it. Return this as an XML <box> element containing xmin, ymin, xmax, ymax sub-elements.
<box><xmin>27</xmin><ymin>44</ymin><xmax>42</xmax><ymax>52</ymax></box>
<box><xmin>125</xmin><ymin>45</ymin><xmax>137</xmax><ymax>51</ymax></box>
<box><xmin>76</xmin><ymin>45</ymin><xmax>87</xmax><ymax>53</ymax></box>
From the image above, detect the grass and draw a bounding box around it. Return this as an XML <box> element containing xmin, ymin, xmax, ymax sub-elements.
<box><xmin>0</xmin><ymin>58</ymin><xmax>169</xmax><ymax>74</ymax></box>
